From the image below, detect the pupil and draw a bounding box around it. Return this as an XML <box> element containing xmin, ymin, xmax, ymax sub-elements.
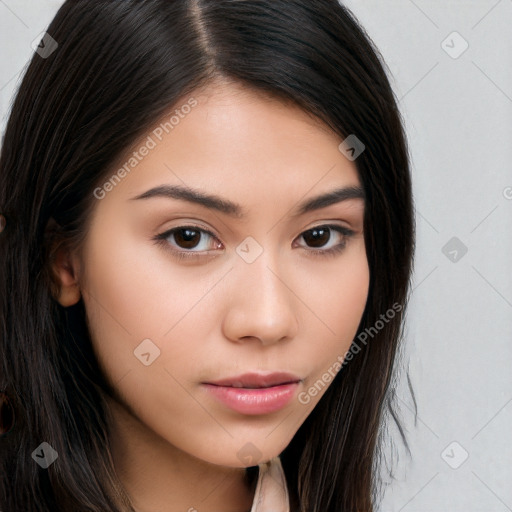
<box><xmin>176</xmin><ymin>228</ymin><xmax>200</xmax><ymax>249</ymax></box>
<box><xmin>304</xmin><ymin>227</ymin><xmax>330</xmax><ymax>248</ymax></box>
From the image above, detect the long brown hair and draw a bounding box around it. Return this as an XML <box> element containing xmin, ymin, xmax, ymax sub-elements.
<box><xmin>0</xmin><ymin>1</ymin><xmax>414</xmax><ymax>510</ymax></box>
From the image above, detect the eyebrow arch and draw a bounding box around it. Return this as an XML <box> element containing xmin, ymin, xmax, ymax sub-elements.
<box><xmin>129</xmin><ymin>184</ymin><xmax>365</xmax><ymax>218</ymax></box>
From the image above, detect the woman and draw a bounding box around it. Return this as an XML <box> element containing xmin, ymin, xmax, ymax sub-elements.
<box><xmin>0</xmin><ymin>0</ymin><xmax>414</xmax><ymax>510</ymax></box>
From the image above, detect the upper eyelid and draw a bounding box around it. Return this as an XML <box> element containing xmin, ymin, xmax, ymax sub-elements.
<box><xmin>161</xmin><ymin>221</ymin><xmax>351</xmax><ymax>234</ymax></box>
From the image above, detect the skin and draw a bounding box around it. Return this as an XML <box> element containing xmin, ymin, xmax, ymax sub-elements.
<box><xmin>51</xmin><ymin>79</ymin><xmax>369</xmax><ymax>512</ymax></box>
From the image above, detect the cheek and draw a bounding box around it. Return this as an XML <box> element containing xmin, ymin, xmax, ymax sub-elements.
<box><xmin>294</xmin><ymin>243</ymin><xmax>369</xmax><ymax>384</ymax></box>
<box><xmin>307</xmin><ymin>242</ymin><xmax>368</xmax><ymax>330</ymax></box>
<box><xmin>78</xmin><ymin>226</ymin><xmax>215</xmax><ymax>384</ymax></box>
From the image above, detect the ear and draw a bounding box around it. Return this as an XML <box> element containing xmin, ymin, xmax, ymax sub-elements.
<box><xmin>46</xmin><ymin>218</ymin><xmax>82</xmax><ymax>307</ymax></box>
<box><xmin>51</xmin><ymin>246</ymin><xmax>81</xmax><ymax>307</ymax></box>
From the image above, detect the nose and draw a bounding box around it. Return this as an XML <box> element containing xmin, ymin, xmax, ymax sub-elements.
<box><xmin>221</xmin><ymin>248</ymin><xmax>299</xmax><ymax>346</ymax></box>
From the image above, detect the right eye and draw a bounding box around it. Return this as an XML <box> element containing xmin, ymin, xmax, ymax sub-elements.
<box><xmin>152</xmin><ymin>224</ymin><xmax>224</xmax><ymax>260</ymax></box>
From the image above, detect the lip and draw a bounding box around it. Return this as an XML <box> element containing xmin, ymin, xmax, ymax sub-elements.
<box><xmin>202</xmin><ymin>372</ymin><xmax>302</xmax><ymax>415</ymax></box>
<box><xmin>205</xmin><ymin>371</ymin><xmax>301</xmax><ymax>388</ymax></box>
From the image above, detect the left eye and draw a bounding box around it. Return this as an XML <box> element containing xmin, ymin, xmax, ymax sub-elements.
<box><xmin>294</xmin><ymin>225</ymin><xmax>353</xmax><ymax>253</ymax></box>
<box><xmin>153</xmin><ymin>224</ymin><xmax>354</xmax><ymax>259</ymax></box>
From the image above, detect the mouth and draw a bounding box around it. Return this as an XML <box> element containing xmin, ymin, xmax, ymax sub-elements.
<box><xmin>202</xmin><ymin>372</ymin><xmax>302</xmax><ymax>415</ymax></box>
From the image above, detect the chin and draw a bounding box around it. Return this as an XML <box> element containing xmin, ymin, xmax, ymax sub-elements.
<box><xmin>191</xmin><ymin>436</ymin><xmax>291</xmax><ymax>469</ymax></box>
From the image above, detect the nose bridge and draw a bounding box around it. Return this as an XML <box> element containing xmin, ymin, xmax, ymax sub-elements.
<box><xmin>241</xmin><ymin>244</ymin><xmax>283</xmax><ymax>302</ymax></box>
<box><xmin>224</xmin><ymin>236</ymin><xmax>299</xmax><ymax>344</ymax></box>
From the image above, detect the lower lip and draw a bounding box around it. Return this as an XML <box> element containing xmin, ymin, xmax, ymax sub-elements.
<box><xmin>202</xmin><ymin>382</ymin><xmax>299</xmax><ymax>415</ymax></box>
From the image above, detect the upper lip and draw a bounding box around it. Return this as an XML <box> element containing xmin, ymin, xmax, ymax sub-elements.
<box><xmin>204</xmin><ymin>372</ymin><xmax>301</xmax><ymax>389</ymax></box>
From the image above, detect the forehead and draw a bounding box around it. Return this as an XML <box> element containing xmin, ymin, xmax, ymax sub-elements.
<box><xmin>96</xmin><ymin>81</ymin><xmax>362</xmax><ymax>213</ymax></box>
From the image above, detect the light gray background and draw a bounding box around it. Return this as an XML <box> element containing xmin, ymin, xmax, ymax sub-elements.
<box><xmin>1</xmin><ymin>1</ymin><xmax>511</xmax><ymax>511</ymax></box>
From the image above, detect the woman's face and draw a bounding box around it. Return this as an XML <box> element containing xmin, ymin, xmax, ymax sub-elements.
<box><xmin>59</xmin><ymin>81</ymin><xmax>369</xmax><ymax>467</ymax></box>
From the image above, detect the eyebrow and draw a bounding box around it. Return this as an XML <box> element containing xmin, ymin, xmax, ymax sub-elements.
<box><xmin>129</xmin><ymin>184</ymin><xmax>365</xmax><ymax>218</ymax></box>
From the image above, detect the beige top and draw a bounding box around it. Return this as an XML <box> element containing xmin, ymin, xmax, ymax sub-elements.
<box><xmin>249</xmin><ymin>456</ymin><xmax>290</xmax><ymax>512</ymax></box>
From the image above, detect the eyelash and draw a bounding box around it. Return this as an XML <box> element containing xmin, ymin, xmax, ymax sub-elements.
<box><xmin>152</xmin><ymin>223</ymin><xmax>355</xmax><ymax>261</ymax></box>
